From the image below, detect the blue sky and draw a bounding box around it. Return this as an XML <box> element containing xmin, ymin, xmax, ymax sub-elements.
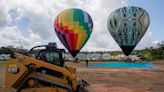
<box><xmin>128</xmin><ymin>0</ymin><xmax>164</xmax><ymax>42</ymax></box>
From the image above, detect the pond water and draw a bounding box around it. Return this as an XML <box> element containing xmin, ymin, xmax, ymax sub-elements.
<box><xmin>89</xmin><ymin>61</ymin><xmax>159</xmax><ymax>68</ymax></box>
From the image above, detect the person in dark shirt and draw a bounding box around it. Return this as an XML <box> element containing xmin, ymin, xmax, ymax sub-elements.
<box><xmin>86</xmin><ymin>59</ymin><xmax>89</xmax><ymax>67</ymax></box>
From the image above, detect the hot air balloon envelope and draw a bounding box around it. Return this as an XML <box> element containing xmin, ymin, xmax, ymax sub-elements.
<box><xmin>54</xmin><ymin>8</ymin><xmax>93</xmax><ymax>57</ymax></box>
<box><xmin>107</xmin><ymin>6</ymin><xmax>150</xmax><ymax>56</ymax></box>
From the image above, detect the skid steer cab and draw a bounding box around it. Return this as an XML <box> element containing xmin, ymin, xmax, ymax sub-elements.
<box><xmin>29</xmin><ymin>43</ymin><xmax>65</xmax><ymax>67</ymax></box>
<box><xmin>3</xmin><ymin>43</ymin><xmax>88</xmax><ymax>92</ymax></box>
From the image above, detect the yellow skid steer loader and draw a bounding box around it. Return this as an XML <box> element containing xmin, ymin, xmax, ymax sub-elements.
<box><xmin>1</xmin><ymin>43</ymin><xmax>89</xmax><ymax>92</ymax></box>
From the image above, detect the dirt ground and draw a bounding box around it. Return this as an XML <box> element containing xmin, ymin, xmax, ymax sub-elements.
<box><xmin>0</xmin><ymin>63</ymin><xmax>6</xmax><ymax>87</ymax></box>
<box><xmin>66</xmin><ymin>61</ymin><xmax>164</xmax><ymax>92</ymax></box>
<box><xmin>1</xmin><ymin>61</ymin><xmax>164</xmax><ymax>92</ymax></box>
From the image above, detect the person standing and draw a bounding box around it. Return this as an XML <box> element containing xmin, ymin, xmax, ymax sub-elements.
<box><xmin>86</xmin><ymin>59</ymin><xmax>89</xmax><ymax>67</ymax></box>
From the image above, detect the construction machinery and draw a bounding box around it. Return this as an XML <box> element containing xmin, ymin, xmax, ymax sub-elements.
<box><xmin>2</xmin><ymin>43</ymin><xmax>89</xmax><ymax>92</ymax></box>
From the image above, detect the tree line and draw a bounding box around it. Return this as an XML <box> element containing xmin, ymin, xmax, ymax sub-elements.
<box><xmin>0</xmin><ymin>41</ymin><xmax>164</xmax><ymax>60</ymax></box>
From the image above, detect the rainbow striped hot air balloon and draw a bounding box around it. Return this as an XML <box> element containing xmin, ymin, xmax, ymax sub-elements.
<box><xmin>54</xmin><ymin>8</ymin><xmax>93</xmax><ymax>57</ymax></box>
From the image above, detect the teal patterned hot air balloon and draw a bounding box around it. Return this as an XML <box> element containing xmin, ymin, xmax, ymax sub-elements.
<box><xmin>107</xmin><ymin>6</ymin><xmax>150</xmax><ymax>56</ymax></box>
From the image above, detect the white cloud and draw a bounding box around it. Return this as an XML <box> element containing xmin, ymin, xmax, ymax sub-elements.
<box><xmin>121</xmin><ymin>0</ymin><xmax>128</xmax><ymax>6</ymax></box>
<box><xmin>136</xmin><ymin>29</ymin><xmax>158</xmax><ymax>49</ymax></box>
<box><xmin>0</xmin><ymin>26</ymin><xmax>42</xmax><ymax>48</ymax></box>
<box><xmin>0</xmin><ymin>2</ymin><xmax>12</xmax><ymax>27</ymax></box>
<box><xmin>0</xmin><ymin>0</ymin><xmax>157</xmax><ymax>51</ymax></box>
